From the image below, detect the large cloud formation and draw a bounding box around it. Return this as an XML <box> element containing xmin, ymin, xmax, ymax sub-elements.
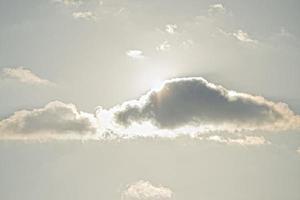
<box><xmin>1</xmin><ymin>77</ymin><xmax>299</xmax><ymax>140</ymax></box>
<box><xmin>0</xmin><ymin>101</ymin><xmax>97</xmax><ymax>139</ymax></box>
<box><xmin>112</xmin><ymin>77</ymin><xmax>300</xmax><ymax>131</ymax></box>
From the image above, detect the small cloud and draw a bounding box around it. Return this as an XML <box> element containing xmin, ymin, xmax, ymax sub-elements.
<box><xmin>182</xmin><ymin>39</ymin><xmax>194</xmax><ymax>49</ymax></box>
<box><xmin>72</xmin><ymin>11</ymin><xmax>97</xmax><ymax>21</ymax></box>
<box><xmin>297</xmin><ymin>147</ymin><xmax>300</xmax><ymax>154</ymax></box>
<box><xmin>208</xmin><ymin>3</ymin><xmax>226</xmax><ymax>14</ymax></box>
<box><xmin>122</xmin><ymin>180</ymin><xmax>173</xmax><ymax>200</ymax></box>
<box><xmin>2</xmin><ymin>67</ymin><xmax>54</xmax><ymax>86</ymax></box>
<box><xmin>126</xmin><ymin>50</ymin><xmax>145</xmax><ymax>59</ymax></box>
<box><xmin>52</xmin><ymin>0</ymin><xmax>83</xmax><ymax>7</ymax></box>
<box><xmin>233</xmin><ymin>30</ymin><xmax>257</xmax><ymax>43</ymax></box>
<box><xmin>156</xmin><ymin>41</ymin><xmax>171</xmax><ymax>52</ymax></box>
<box><xmin>204</xmin><ymin>135</ymin><xmax>270</xmax><ymax>146</ymax></box>
<box><xmin>165</xmin><ymin>24</ymin><xmax>177</xmax><ymax>34</ymax></box>
<box><xmin>279</xmin><ymin>27</ymin><xmax>293</xmax><ymax>37</ymax></box>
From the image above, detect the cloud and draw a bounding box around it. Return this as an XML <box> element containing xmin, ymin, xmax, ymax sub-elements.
<box><xmin>1</xmin><ymin>77</ymin><xmax>299</xmax><ymax>140</ymax></box>
<box><xmin>2</xmin><ymin>67</ymin><xmax>54</xmax><ymax>86</ymax></box>
<box><xmin>165</xmin><ymin>24</ymin><xmax>177</xmax><ymax>34</ymax></box>
<box><xmin>156</xmin><ymin>41</ymin><xmax>171</xmax><ymax>52</ymax></box>
<box><xmin>112</xmin><ymin>77</ymin><xmax>300</xmax><ymax>131</ymax></box>
<box><xmin>0</xmin><ymin>101</ymin><xmax>98</xmax><ymax>139</ymax></box>
<box><xmin>217</xmin><ymin>28</ymin><xmax>258</xmax><ymax>44</ymax></box>
<box><xmin>278</xmin><ymin>27</ymin><xmax>294</xmax><ymax>38</ymax></box>
<box><xmin>297</xmin><ymin>147</ymin><xmax>300</xmax><ymax>154</ymax></box>
<box><xmin>201</xmin><ymin>135</ymin><xmax>270</xmax><ymax>146</ymax></box>
<box><xmin>72</xmin><ymin>11</ymin><xmax>97</xmax><ymax>20</ymax></box>
<box><xmin>122</xmin><ymin>180</ymin><xmax>173</xmax><ymax>200</ymax></box>
<box><xmin>126</xmin><ymin>50</ymin><xmax>145</xmax><ymax>59</ymax></box>
<box><xmin>233</xmin><ymin>30</ymin><xmax>257</xmax><ymax>43</ymax></box>
<box><xmin>208</xmin><ymin>3</ymin><xmax>226</xmax><ymax>14</ymax></box>
<box><xmin>182</xmin><ymin>39</ymin><xmax>194</xmax><ymax>49</ymax></box>
<box><xmin>52</xmin><ymin>0</ymin><xmax>83</xmax><ymax>7</ymax></box>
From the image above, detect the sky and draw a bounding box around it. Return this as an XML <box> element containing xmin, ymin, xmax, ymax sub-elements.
<box><xmin>0</xmin><ymin>0</ymin><xmax>300</xmax><ymax>200</ymax></box>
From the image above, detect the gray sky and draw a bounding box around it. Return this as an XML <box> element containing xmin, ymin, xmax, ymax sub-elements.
<box><xmin>0</xmin><ymin>0</ymin><xmax>300</xmax><ymax>200</ymax></box>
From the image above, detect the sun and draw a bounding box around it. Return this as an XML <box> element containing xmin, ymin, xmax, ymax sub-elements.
<box><xmin>150</xmin><ymin>79</ymin><xmax>165</xmax><ymax>92</ymax></box>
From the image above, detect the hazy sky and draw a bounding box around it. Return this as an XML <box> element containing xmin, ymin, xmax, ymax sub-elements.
<box><xmin>0</xmin><ymin>0</ymin><xmax>300</xmax><ymax>200</ymax></box>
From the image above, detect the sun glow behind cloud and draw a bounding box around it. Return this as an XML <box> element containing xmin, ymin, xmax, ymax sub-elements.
<box><xmin>1</xmin><ymin>77</ymin><xmax>300</xmax><ymax>141</ymax></box>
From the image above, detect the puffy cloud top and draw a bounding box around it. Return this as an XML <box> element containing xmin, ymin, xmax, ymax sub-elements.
<box><xmin>122</xmin><ymin>180</ymin><xmax>173</xmax><ymax>200</ymax></box>
<box><xmin>0</xmin><ymin>101</ymin><xmax>97</xmax><ymax>139</ymax></box>
<box><xmin>113</xmin><ymin>77</ymin><xmax>299</xmax><ymax>131</ymax></box>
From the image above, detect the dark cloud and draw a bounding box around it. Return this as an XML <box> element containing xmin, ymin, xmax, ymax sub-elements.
<box><xmin>113</xmin><ymin>77</ymin><xmax>299</xmax><ymax>130</ymax></box>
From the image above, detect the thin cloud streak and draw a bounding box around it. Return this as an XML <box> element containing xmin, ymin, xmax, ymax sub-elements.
<box><xmin>1</xmin><ymin>67</ymin><xmax>54</xmax><ymax>86</ymax></box>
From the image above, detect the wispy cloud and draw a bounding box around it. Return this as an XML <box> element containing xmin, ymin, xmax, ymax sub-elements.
<box><xmin>72</xmin><ymin>11</ymin><xmax>97</xmax><ymax>21</ymax></box>
<box><xmin>126</xmin><ymin>50</ymin><xmax>145</xmax><ymax>59</ymax></box>
<box><xmin>52</xmin><ymin>0</ymin><xmax>83</xmax><ymax>7</ymax></box>
<box><xmin>122</xmin><ymin>180</ymin><xmax>173</xmax><ymax>200</ymax></box>
<box><xmin>2</xmin><ymin>67</ymin><xmax>54</xmax><ymax>86</ymax></box>
<box><xmin>201</xmin><ymin>135</ymin><xmax>270</xmax><ymax>146</ymax></box>
<box><xmin>182</xmin><ymin>39</ymin><xmax>194</xmax><ymax>49</ymax></box>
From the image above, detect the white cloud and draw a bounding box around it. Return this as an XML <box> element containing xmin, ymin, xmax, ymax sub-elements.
<box><xmin>52</xmin><ymin>0</ymin><xmax>83</xmax><ymax>7</ymax></box>
<box><xmin>156</xmin><ymin>41</ymin><xmax>171</xmax><ymax>52</ymax></box>
<box><xmin>203</xmin><ymin>135</ymin><xmax>270</xmax><ymax>146</ymax></box>
<box><xmin>0</xmin><ymin>101</ymin><xmax>98</xmax><ymax>140</ymax></box>
<box><xmin>126</xmin><ymin>50</ymin><xmax>145</xmax><ymax>59</ymax></box>
<box><xmin>2</xmin><ymin>67</ymin><xmax>54</xmax><ymax>86</ymax></box>
<box><xmin>72</xmin><ymin>11</ymin><xmax>97</xmax><ymax>20</ymax></box>
<box><xmin>112</xmin><ymin>77</ymin><xmax>300</xmax><ymax>131</ymax></box>
<box><xmin>217</xmin><ymin>28</ymin><xmax>258</xmax><ymax>44</ymax></box>
<box><xmin>165</xmin><ymin>24</ymin><xmax>177</xmax><ymax>34</ymax></box>
<box><xmin>233</xmin><ymin>30</ymin><xmax>257</xmax><ymax>43</ymax></box>
<box><xmin>208</xmin><ymin>3</ymin><xmax>226</xmax><ymax>14</ymax></box>
<box><xmin>122</xmin><ymin>180</ymin><xmax>173</xmax><ymax>200</ymax></box>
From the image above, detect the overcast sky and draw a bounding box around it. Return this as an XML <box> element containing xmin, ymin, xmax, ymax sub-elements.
<box><xmin>0</xmin><ymin>0</ymin><xmax>300</xmax><ymax>200</ymax></box>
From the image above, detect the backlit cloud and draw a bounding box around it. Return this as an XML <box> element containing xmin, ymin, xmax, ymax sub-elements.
<box><xmin>1</xmin><ymin>77</ymin><xmax>299</xmax><ymax>140</ymax></box>
<box><xmin>112</xmin><ymin>77</ymin><xmax>300</xmax><ymax>131</ymax></box>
